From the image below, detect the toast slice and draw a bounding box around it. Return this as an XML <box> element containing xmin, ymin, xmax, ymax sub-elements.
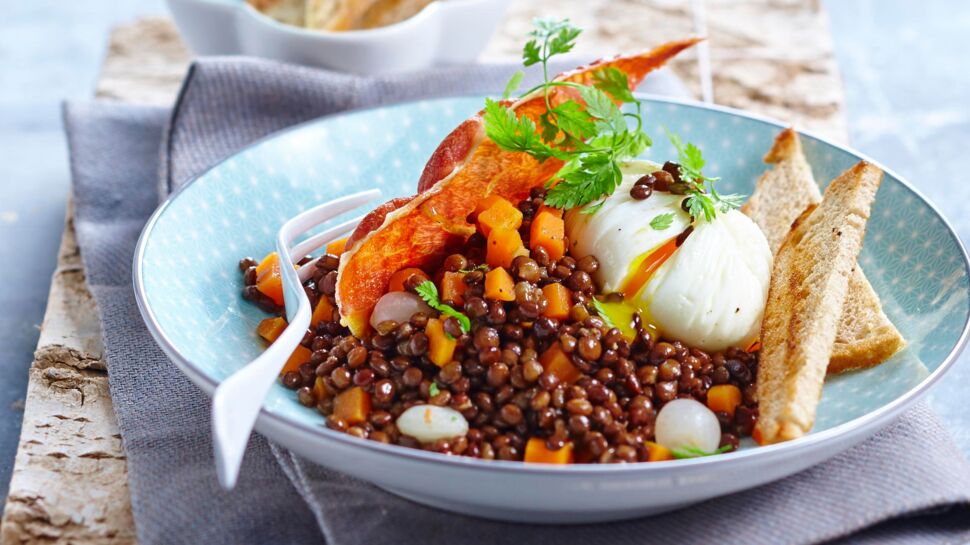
<box><xmin>743</xmin><ymin>129</ymin><xmax>904</xmax><ymax>373</ymax></box>
<box><xmin>248</xmin><ymin>0</ymin><xmax>306</xmax><ymax>26</ymax></box>
<box><xmin>306</xmin><ymin>0</ymin><xmax>384</xmax><ymax>30</ymax></box>
<box><xmin>756</xmin><ymin>161</ymin><xmax>883</xmax><ymax>444</ymax></box>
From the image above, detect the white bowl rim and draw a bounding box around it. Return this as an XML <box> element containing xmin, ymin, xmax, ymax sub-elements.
<box><xmin>133</xmin><ymin>93</ymin><xmax>970</xmax><ymax>476</ymax></box>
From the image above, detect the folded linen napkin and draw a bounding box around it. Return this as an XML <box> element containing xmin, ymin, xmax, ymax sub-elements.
<box><xmin>64</xmin><ymin>57</ymin><xmax>970</xmax><ymax>545</ymax></box>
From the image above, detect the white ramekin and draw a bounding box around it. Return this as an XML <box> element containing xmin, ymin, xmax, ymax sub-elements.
<box><xmin>166</xmin><ymin>0</ymin><xmax>512</xmax><ymax>74</ymax></box>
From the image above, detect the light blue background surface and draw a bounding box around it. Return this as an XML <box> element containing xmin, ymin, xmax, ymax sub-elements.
<box><xmin>1</xmin><ymin>0</ymin><xmax>968</xmax><ymax>510</ymax></box>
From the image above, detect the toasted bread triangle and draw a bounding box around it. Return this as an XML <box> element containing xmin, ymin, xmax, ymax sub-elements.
<box><xmin>743</xmin><ymin>129</ymin><xmax>904</xmax><ymax>373</ymax></box>
<box><xmin>756</xmin><ymin>162</ymin><xmax>883</xmax><ymax>443</ymax></box>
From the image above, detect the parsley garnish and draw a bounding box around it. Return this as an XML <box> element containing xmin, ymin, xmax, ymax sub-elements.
<box><xmin>482</xmin><ymin>18</ymin><xmax>652</xmax><ymax>212</ymax></box>
<box><xmin>415</xmin><ymin>280</ymin><xmax>471</xmax><ymax>333</ymax></box>
<box><xmin>429</xmin><ymin>383</ymin><xmax>441</xmax><ymax>397</ymax></box>
<box><xmin>670</xmin><ymin>444</ymin><xmax>732</xmax><ymax>459</ymax></box>
<box><xmin>666</xmin><ymin>130</ymin><xmax>744</xmax><ymax>222</ymax></box>
<box><xmin>650</xmin><ymin>213</ymin><xmax>674</xmax><ymax>230</ymax></box>
<box><xmin>590</xmin><ymin>298</ymin><xmax>616</xmax><ymax>329</ymax></box>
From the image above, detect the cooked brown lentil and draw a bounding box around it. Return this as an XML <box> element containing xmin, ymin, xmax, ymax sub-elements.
<box><xmin>239</xmin><ymin>189</ymin><xmax>759</xmax><ymax>463</ymax></box>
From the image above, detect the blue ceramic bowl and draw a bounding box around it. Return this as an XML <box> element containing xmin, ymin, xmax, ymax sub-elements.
<box><xmin>134</xmin><ymin>95</ymin><xmax>970</xmax><ymax>522</ymax></box>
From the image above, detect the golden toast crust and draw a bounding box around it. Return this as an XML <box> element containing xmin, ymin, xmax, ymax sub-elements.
<box><xmin>756</xmin><ymin>162</ymin><xmax>883</xmax><ymax>444</ymax></box>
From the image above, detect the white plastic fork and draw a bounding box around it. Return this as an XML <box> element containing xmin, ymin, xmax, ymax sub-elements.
<box><xmin>212</xmin><ymin>188</ymin><xmax>382</xmax><ymax>490</ymax></box>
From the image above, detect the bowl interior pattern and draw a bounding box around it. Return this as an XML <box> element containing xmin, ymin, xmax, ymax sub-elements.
<box><xmin>139</xmin><ymin>96</ymin><xmax>969</xmax><ymax>442</ymax></box>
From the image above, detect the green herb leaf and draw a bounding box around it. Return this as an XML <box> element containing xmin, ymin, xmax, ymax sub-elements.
<box><xmin>579</xmin><ymin>85</ymin><xmax>627</xmax><ymax>134</ymax></box>
<box><xmin>592</xmin><ymin>66</ymin><xmax>636</xmax><ymax>104</ymax></box>
<box><xmin>415</xmin><ymin>280</ymin><xmax>472</xmax><ymax>333</ymax></box>
<box><xmin>650</xmin><ymin>213</ymin><xmax>674</xmax><ymax>230</ymax></box>
<box><xmin>548</xmin><ymin>24</ymin><xmax>581</xmax><ymax>57</ymax></box>
<box><xmin>429</xmin><ymin>383</ymin><xmax>441</xmax><ymax>397</ymax></box>
<box><xmin>549</xmin><ymin>101</ymin><xmax>597</xmax><ymax>141</ymax></box>
<box><xmin>590</xmin><ymin>298</ymin><xmax>616</xmax><ymax>329</ymax></box>
<box><xmin>670</xmin><ymin>444</ymin><xmax>732</xmax><ymax>459</ymax></box>
<box><xmin>523</xmin><ymin>39</ymin><xmax>542</xmax><ymax>66</ymax></box>
<box><xmin>483</xmin><ymin>99</ymin><xmax>564</xmax><ymax>162</ymax></box>
<box><xmin>529</xmin><ymin>18</ymin><xmax>582</xmax><ymax>58</ymax></box>
<box><xmin>502</xmin><ymin>70</ymin><xmax>525</xmax><ymax>99</ymax></box>
<box><xmin>490</xmin><ymin>19</ymin><xmax>655</xmax><ymax>212</ymax></box>
<box><xmin>664</xmin><ymin>129</ymin><xmax>745</xmax><ymax>222</ymax></box>
<box><xmin>545</xmin><ymin>153</ymin><xmax>623</xmax><ymax>210</ymax></box>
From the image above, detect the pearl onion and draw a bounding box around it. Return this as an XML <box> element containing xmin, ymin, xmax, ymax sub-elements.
<box><xmin>396</xmin><ymin>405</ymin><xmax>469</xmax><ymax>444</ymax></box>
<box><xmin>369</xmin><ymin>291</ymin><xmax>432</xmax><ymax>329</ymax></box>
<box><xmin>655</xmin><ymin>398</ymin><xmax>721</xmax><ymax>452</ymax></box>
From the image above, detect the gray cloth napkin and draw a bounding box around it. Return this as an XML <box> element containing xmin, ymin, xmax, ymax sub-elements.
<box><xmin>64</xmin><ymin>57</ymin><xmax>970</xmax><ymax>545</ymax></box>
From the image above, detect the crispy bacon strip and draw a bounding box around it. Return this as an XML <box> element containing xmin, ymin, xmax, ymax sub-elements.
<box><xmin>337</xmin><ymin>38</ymin><xmax>701</xmax><ymax>335</ymax></box>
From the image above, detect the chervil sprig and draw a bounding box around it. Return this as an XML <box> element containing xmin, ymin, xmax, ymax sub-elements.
<box><xmin>482</xmin><ymin>18</ymin><xmax>653</xmax><ymax>212</ymax></box>
<box><xmin>666</xmin><ymin>130</ymin><xmax>745</xmax><ymax>222</ymax></box>
<box><xmin>415</xmin><ymin>280</ymin><xmax>471</xmax><ymax>333</ymax></box>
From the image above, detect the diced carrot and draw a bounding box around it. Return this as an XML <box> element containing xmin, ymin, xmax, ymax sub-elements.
<box><xmin>281</xmin><ymin>345</ymin><xmax>311</xmax><ymax>376</ymax></box>
<box><xmin>645</xmin><ymin>441</ymin><xmax>673</xmax><ymax>462</ymax></box>
<box><xmin>530</xmin><ymin>210</ymin><xmax>565</xmax><ymax>261</ymax></box>
<box><xmin>477</xmin><ymin>197</ymin><xmax>523</xmax><ymax>237</ymax></box>
<box><xmin>486</xmin><ymin>227</ymin><xmax>528</xmax><ymax>269</ymax></box>
<box><xmin>312</xmin><ymin>376</ymin><xmax>329</xmax><ymax>401</ymax></box>
<box><xmin>706</xmin><ymin>384</ymin><xmax>743</xmax><ymax>418</ymax></box>
<box><xmin>536</xmin><ymin>204</ymin><xmax>564</xmax><ymax>219</ymax></box>
<box><xmin>539</xmin><ymin>343</ymin><xmax>581</xmax><ymax>384</ymax></box>
<box><xmin>333</xmin><ymin>386</ymin><xmax>371</xmax><ymax>425</ymax></box>
<box><xmin>524</xmin><ymin>437</ymin><xmax>573</xmax><ymax>464</ymax></box>
<box><xmin>326</xmin><ymin>237</ymin><xmax>348</xmax><ymax>256</ymax></box>
<box><xmin>388</xmin><ymin>267</ymin><xmax>430</xmax><ymax>292</ymax></box>
<box><xmin>541</xmin><ymin>283</ymin><xmax>571</xmax><ymax>320</ymax></box>
<box><xmin>256</xmin><ymin>317</ymin><xmax>287</xmax><ymax>343</ymax></box>
<box><xmin>484</xmin><ymin>267</ymin><xmax>515</xmax><ymax>302</ymax></box>
<box><xmin>310</xmin><ymin>297</ymin><xmax>337</xmax><ymax>327</ymax></box>
<box><xmin>255</xmin><ymin>252</ymin><xmax>277</xmax><ymax>277</ymax></box>
<box><xmin>425</xmin><ymin>318</ymin><xmax>456</xmax><ymax>367</ymax></box>
<box><xmin>440</xmin><ymin>271</ymin><xmax>467</xmax><ymax>305</ymax></box>
<box><xmin>620</xmin><ymin>237</ymin><xmax>679</xmax><ymax>298</ymax></box>
<box><xmin>473</xmin><ymin>194</ymin><xmax>508</xmax><ymax>219</ymax></box>
<box><xmin>746</xmin><ymin>340</ymin><xmax>761</xmax><ymax>353</ymax></box>
<box><xmin>255</xmin><ymin>252</ymin><xmax>285</xmax><ymax>306</ymax></box>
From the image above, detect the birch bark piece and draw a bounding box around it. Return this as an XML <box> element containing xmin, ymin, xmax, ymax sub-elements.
<box><xmin>1</xmin><ymin>3</ymin><xmax>848</xmax><ymax>542</ymax></box>
<box><xmin>1</xmin><ymin>206</ymin><xmax>136</xmax><ymax>544</ymax></box>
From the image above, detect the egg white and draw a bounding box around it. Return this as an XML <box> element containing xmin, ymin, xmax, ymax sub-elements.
<box><xmin>641</xmin><ymin>209</ymin><xmax>772</xmax><ymax>351</ymax></box>
<box><xmin>565</xmin><ymin>160</ymin><xmax>773</xmax><ymax>352</ymax></box>
<box><xmin>566</xmin><ymin>161</ymin><xmax>692</xmax><ymax>291</ymax></box>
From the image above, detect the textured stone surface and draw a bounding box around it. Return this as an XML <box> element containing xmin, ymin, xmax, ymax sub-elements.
<box><xmin>1</xmin><ymin>3</ymin><xmax>845</xmax><ymax>542</ymax></box>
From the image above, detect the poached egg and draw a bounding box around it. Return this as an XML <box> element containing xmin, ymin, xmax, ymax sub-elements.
<box><xmin>565</xmin><ymin>161</ymin><xmax>772</xmax><ymax>352</ymax></box>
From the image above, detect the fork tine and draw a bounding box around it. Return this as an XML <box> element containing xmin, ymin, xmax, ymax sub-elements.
<box><xmin>279</xmin><ymin>189</ymin><xmax>381</xmax><ymax>254</ymax></box>
<box><xmin>276</xmin><ymin>189</ymin><xmax>381</xmax><ymax>321</ymax></box>
<box><xmin>214</xmin><ymin>188</ymin><xmax>381</xmax><ymax>489</ymax></box>
<box><xmin>292</xmin><ymin>214</ymin><xmax>364</xmax><ymax>260</ymax></box>
<box><xmin>295</xmin><ymin>215</ymin><xmax>364</xmax><ymax>282</ymax></box>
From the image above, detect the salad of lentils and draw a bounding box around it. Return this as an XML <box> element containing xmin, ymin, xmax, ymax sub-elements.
<box><xmin>240</xmin><ymin>181</ymin><xmax>760</xmax><ymax>464</ymax></box>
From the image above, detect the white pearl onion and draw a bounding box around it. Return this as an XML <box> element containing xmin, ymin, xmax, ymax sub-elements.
<box><xmin>369</xmin><ymin>291</ymin><xmax>432</xmax><ymax>330</ymax></box>
<box><xmin>655</xmin><ymin>399</ymin><xmax>721</xmax><ymax>453</ymax></box>
<box><xmin>396</xmin><ymin>405</ymin><xmax>469</xmax><ymax>444</ymax></box>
